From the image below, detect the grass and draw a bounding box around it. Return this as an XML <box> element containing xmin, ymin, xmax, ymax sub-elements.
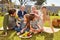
<box><xmin>0</xmin><ymin>16</ymin><xmax>60</xmax><ymax>40</ymax></box>
<box><xmin>0</xmin><ymin>16</ymin><xmax>4</xmax><ymax>27</ymax></box>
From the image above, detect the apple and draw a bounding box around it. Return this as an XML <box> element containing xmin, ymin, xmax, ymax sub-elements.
<box><xmin>27</xmin><ymin>33</ymin><xmax>31</xmax><ymax>36</ymax></box>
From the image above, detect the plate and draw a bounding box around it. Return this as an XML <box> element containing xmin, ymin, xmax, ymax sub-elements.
<box><xmin>19</xmin><ymin>35</ymin><xmax>32</xmax><ymax>38</ymax></box>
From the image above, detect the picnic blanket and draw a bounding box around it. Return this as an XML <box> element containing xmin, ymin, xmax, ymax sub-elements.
<box><xmin>43</xmin><ymin>27</ymin><xmax>60</xmax><ymax>33</ymax></box>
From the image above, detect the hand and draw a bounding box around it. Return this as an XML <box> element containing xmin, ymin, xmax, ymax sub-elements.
<box><xmin>21</xmin><ymin>30</ymin><xmax>24</xmax><ymax>33</ymax></box>
<box><xmin>17</xmin><ymin>24</ymin><xmax>20</xmax><ymax>27</ymax></box>
<box><xmin>18</xmin><ymin>18</ymin><xmax>21</xmax><ymax>21</ymax></box>
<box><xmin>41</xmin><ymin>28</ymin><xmax>44</xmax><ymax>32</ymax></box>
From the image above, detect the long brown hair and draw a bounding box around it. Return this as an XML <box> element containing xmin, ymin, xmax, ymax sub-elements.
<box><xmin>25</xmin><ymin>14</ymin><xmax>30</xmax><ymax>28</ymax></box>
<box><xmin>25</xmin><ymin>14</ymin><xmax>35</xmax><ymax>28</ymax></box>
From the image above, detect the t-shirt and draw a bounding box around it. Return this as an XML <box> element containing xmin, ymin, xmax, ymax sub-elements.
<box><xmin>8</xmin><ymin>16</ymin><xmax>16</xmax><ymax>29</ymax></box>
<box><xmin>30</xmin><ymin>20</ymin><xmax>39</xmax><ymax>29</ymax></box>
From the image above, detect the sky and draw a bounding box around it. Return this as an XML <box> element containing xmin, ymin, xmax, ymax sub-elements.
<box><xmin>12</xmin><ymin>0</ymin><xmax>60</xmax><ymax>6</ymax></box>
<box><xmin>44</xmin><ymin>0</ymin><xmax>60</xmax><ymax>6</ymax></box>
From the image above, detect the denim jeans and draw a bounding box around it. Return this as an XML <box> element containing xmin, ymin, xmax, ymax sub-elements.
<box><xmin>13</xmin><ymin>25</ymin><xmax>22</xmax><ymax>32</ymax></box>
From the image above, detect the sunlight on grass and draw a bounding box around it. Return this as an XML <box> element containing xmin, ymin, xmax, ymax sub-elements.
<box><xmin>44</xmin><ymin>16</ymin><xmax>60</xmax><ymax>27</ymax></box>
<box><xmin>0</xmin><ymin>16</ymin><xmax>60</xmax><ymax>40</ymax></box>
<box><xmin>0</xmin><ymin>16</ymin><xmax>4</xmax><ymax>27</ymax></box>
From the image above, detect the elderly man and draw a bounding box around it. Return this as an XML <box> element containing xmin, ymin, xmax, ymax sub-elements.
<box><xmin>18</xmin><ymin>5</ymin><xmax>27</xmax><ymax>19</ymax></box>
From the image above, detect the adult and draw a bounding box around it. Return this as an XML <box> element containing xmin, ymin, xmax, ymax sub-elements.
<box><xmin>38</xmin><ymin>6</ymin><xmax>54</xmax><ymax>32</ymax></box>
<box><xmin>18</xmin><ymin>5</ymin><xmax>27</xmax><ymax>19</ymax></box>
<box><xmin>3</xmin><ymin>9</ymin><xmax>16</xmax><ymax>36</ymax></box>
<box><xmin>30</xmin><ymin>6</ymin><xmax>43</xmax><ymax>32</ymax></box>
<box><xmin>30</xmin><ymin>6</ymin><xmax>40</xmax><ymax>20</ymax></box>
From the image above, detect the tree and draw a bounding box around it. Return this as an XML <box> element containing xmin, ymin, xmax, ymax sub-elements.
<box><xmin>32</xmin><ymin>0</ymin><xmax>46</xmax><ymax>5</ymax></box>
<box><xmin>51</xmin><ymin>4</ymin><xmax>55</xmax><ymax>7</ymax></box>
<box><xmin>18</xmin><ymin>0</ymin><xmax>46</xmax><ymax>5</ymax></box>
<box><xmin>19</xmin><ymin>0</ymin><xmax>28</xmax><ymax>5</ymax></box>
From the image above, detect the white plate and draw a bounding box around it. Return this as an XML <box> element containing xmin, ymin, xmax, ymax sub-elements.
<box><xmin>19</xmin><ymin>35</ymin><xmax>32</xmax><ymax>38</ymax></box>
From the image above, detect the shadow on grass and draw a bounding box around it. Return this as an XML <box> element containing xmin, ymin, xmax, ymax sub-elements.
<box><xmin>0</xmin><ymin>30</ymin><xmax>16</xmax><ymax>40</ymax></box>
<box><xmin>40</xmin><ymin>32</ymin><xmax>54</xmax><ymax>40</ymax></box>
<box><xmin>21</xmin><ymin>32</ymin><xmax>54</xmax><ymax>40</ymax></box>
<box><xmin>21</xmin><ymin>34</ymin><xmax>37</xmax><ymax>40</ymax></box>
<box><xmin>0</xmin><ymin>31</ymin><xmax>54</xmax><ymax>40</ymax></box>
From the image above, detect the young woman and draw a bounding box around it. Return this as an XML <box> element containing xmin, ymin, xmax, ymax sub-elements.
<box><xmin>40</xmin><ymin>6</ymin><xmax>54</xmax><ymax>32</ymax></box>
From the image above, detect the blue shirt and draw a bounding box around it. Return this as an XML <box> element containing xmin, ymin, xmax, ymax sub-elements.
<box><xmin>18</xmin><ymin>10</ymin><xmax>27</xmax><ymax>19</ymax></box>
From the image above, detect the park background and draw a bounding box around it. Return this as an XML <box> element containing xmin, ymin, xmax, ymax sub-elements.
<box><xmin>0</xmin><ymin>0</ymin><xmax>60</xmax><ymax>40</ymax></box>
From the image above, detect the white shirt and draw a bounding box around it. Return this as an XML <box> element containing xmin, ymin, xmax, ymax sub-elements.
<box><xmin>22</xmin><ymin>11</ymin><xmax>24</xmax><ymax>15</ymax></box>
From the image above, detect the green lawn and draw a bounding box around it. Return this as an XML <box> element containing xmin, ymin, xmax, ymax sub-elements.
<box><xmin>0</xmin><ymin>16</ymin><xmax>4</xmax><ymax>27</ymax></box>
<box><xmin>0</xmin><ymin>16</ymin><xmax>60</xmax><ymax>40</ymax></box>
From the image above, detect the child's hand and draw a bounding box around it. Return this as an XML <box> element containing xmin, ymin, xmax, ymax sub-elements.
<box><xmin>21</xmin><ymin>30</ymin><xmax>24</xmax><ymax>33</ymax></box>
<box><xmin>18</xmin><ymin>18</ymin><xmax>21</xmax><ymax>21</ymax></box>
<box><xmin>17</xmin><ymin>24</ymin><xmax>20</xmax><ymax>27</ymax></box>
<box><xmin>41</xmin><ymin>28</ymin><xmax>44</xmax><ymax>32</ymax></box>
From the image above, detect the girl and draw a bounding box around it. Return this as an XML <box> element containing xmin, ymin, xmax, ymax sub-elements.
<box><xmin>29</xmin><ymin>14</ymin><xmax>43</xmax><ymax>34</ymax></box>
<box><xmin>15</xmin><ymin>14</ymin><xmax>30</xmax><ymax>35</ymax></box>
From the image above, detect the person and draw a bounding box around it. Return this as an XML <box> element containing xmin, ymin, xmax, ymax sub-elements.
<box><xmin>18</xmin><ymin>5</ymin><xmax>27</xmax><ymax>19</ymax></box>
<box><xmin>3</xmin><ymin>9</ymin><xmax>16</xmax><ymax>36</ymax></box>
<box><xmin>30</xmin><ymin>6</ymin><xmax>40</xmax><ymax>22</ymax></box>
<box><xmin>14</xmin><ymin>18</ymin><xmax>26</xmax><ymax>35</ymax></box>
<box><xmin>30</xmin><ymin>6</ymin><xmax>43</xmax><ymax>32</ymax></box>
<box><xmin>29</xmin><ymin>14</ymin><xmax>42</xmax><ymax>34</ymax></box>
<box><xmin>39</xmin><ymin>6</ymin><xmax>54</xmax><ymax>32</ymax></box>
<box><xmin>15</xmin><ymin>14</ymin><xmax>30</xmax><ymax>35</ymax></box>
<box><xmin>30</xmin><ymin>6</ymin><xmax>39</xmax><ymax>16</ymax></box>
<box><xmin>19</xmin><ymin>14</ymin><xmax>42</xmax><ymax>34</ymax></box>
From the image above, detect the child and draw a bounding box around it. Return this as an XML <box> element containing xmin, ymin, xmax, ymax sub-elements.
<box><xmin>13</xmin><ymin>17</ymin><xmax>26</xmax><ymax>35</ymax></box>
<box><xmin>29</xmin><ymin>14</ymin><xmax>43</xmax><ymax>34</ymax></box>
<box><xmin>14</xmin><ymin>14</ymin><xmax>30</xmax><ymax>35</ymax></box>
